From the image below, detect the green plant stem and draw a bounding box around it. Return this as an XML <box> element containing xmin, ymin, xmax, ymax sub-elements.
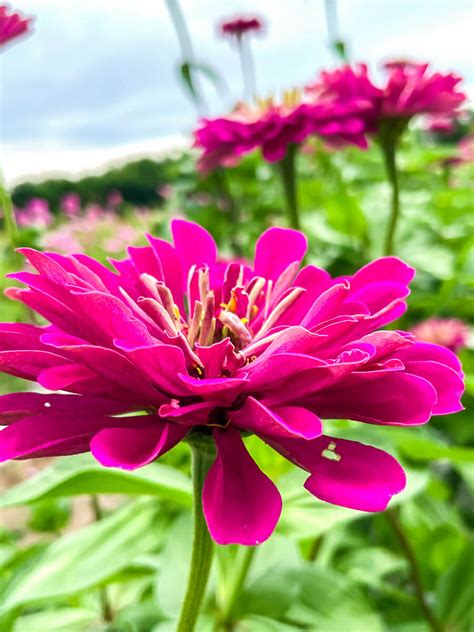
<box><xmin>381</xmin><ymin>139</ymin><xmax>400</xmax><ymax>256</ymax></box>
<box><xmin>0</xmin><ymin>182</ymin><xmax>19</xmax><ymax>247</ymax></box>
<box><xmin>386</xmin><ymin>509</ymin><xmax>443</xmax><ymax>632</ymax></box>
<box><xmin>89</xmin><ymin>495</ymin><xmax>113</xmax><ymax>623</ymax></box>
<box><xmin>163</xmin><ymin>0</ymin><xmax>207</xmax><ymax>114</ymax></box>
<box><xmin>277</xmin><ymin>144</ymin><xmax>301</xmax><ymax>230</ymax></box>
<box><xmin>219</xmin><ymin>546</ymin><xmax>257</xmax><ymax>626</ymax></box>
<box><xmin>237</xmin><ymin>37</ymin><xmax>256</xmax><ymax>101</ymax></box>
<box><xmin>176</xmin><ymin>443</ymin><xmax>215</xmax><ymax>632</ymax></box>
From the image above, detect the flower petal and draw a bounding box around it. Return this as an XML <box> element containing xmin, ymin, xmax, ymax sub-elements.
<box><xmin>253</xmin><ymin>227</ymin><xmax>307</xmax><ymax>282</ymax></box>
<box><xmin>270</xmin><ymin>434</ymin><xmax>406</xmax><ymax>512</ymax></box>
<box><xmin>230</xmin><ymin>397</ymin><xmax>322</xmax><ymax>439</ymax></box>
<box><xmin>90</xmin><ymin>420</ymin><xmax>187</xmax><ymax>470</ymax></box>
<box><xmin>203</xmin><ymin>427</ymin><xmax>282</xmax><ymax>545</ymax></box>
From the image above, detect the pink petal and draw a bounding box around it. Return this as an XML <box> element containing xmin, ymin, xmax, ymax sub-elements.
<box><xmin>90</xmin><ymin>420</ymin><xmax>187</xmax><ymax>470</ymax></box>
<box><xmin>253</xmin><ymin>227</ymin><xmax>307</xmax><ymax>282</ymax></box>
<box><xmin>0</xmin><ymin>412</ymin><xmax>115</xmax><ymax>460</ymax></box>
<box><xmin>303</xmin><ymin>436</ymin><xmax>406</xmax><ymax>512</ymax></box>
<box><xmin>308</xmin><ymin>372</ymin><xmax>437</xmax><ymax>425</ymax></box>
<box><xmin>203</xmin><ymin>427</ymin><xmax>282</xmax><ymax>545</ymax></box>
<box><xmin>171</xmin><ymin>219</ymin><xmax>217</xmax><ymax>278</ymax></box>
<box><xmin>230</xmin><ymin>397</ymin><xmax>322</xmax><ymax>439</ymax></box>
<box><xmin>270</xmin><ymin>434</ymin><xmax>406</xmax><ymax>512</ymax></box>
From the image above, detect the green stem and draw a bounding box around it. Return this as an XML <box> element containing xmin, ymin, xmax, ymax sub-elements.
<box><xmin>163</xmin><ymin>0</ymin><xmax>207</xmax><ymax>114</ymax></box>
<box><xmin>219</xmin><ymin>546</ymin><xmax>257</xmax><ymax>625</ymax></box>
<box><xmin>386</xmin><ymin>509</ymin><xmax>444</xmax><ymax>632</ymax></box>
<box><xmin>277</xmin><ymin>144</ymin><xmax>301</xmax><ymax>230</ymax></box>
<box><xmin>237</xmin><ymin>37</ymin><xmax>256</xmax><ymax>101</ymax></box>
<box><xmin>381</xmin><ymin>139</ymin><xmax>400</xmax><ymax>256</ymax></box>
<box><xmin>176</xmin><ymin>443</ymin><xmax>215</xmax><ymax>632</ymax></box>
<box><xmin>0</xmin><ymin>182</ymin><xmax>19</xmax><ymax>247</ymax></box>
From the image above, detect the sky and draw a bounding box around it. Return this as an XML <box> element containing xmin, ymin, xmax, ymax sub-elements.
<box><xmin>1</xmin><ymin>0</ymin><xmax>473</xmax><ymax>185</ymax></box>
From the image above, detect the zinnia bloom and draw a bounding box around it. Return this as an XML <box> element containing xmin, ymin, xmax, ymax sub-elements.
<box><xmin>194</xmin><ymin>92</ymin><xmax>370</xmax><ymax>172</ymax></box>
<box><xmin>0</xmin><ymin>4</ymin><xmax>32</xmax><ymax>48</ymax></box>
<box><xmin>220</xmin><ymin>15</ymin><xmax>263</xmax><ymax>39</ymax></box>
<box><xmin>0</xmin><ymin>221</ymin><xmax>464</xmax><ymax>545</ymax></box>
<box><xmin>308</xmin><ymin>61</ymin><xmax>466</xmax><ymax>132</ymax></box>
<box><xmin>411</xmin><ymin>318</ymin><xmax>470</xmax><ymax>354</ymax></box>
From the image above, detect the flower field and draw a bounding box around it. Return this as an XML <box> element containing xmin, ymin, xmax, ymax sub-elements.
<box><xmin>0</xmin><ymin>3</ymin><xmax>473</xmax><ymax>632</ymax></box>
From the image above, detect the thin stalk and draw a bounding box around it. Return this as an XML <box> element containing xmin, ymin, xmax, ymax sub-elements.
<box><xmin>277</xmin><ymin>144</ymin><xmax>301</xmax><ymax>230</ymax></box>
<box><xmin>219</xmin><ymin>546</ymin><xmax>257</xmax><ymax>626</ymax></box>
<box><xmin>324</xmin><ymin>0</ymin><xmax>347</xmax><ymax>61</ymax></box>
<box><xmin>0</xmin><ymin>183</ymin><xmax>18</xmax><ymax>247</ymax></box>
<box><xmin>381</xmin><ymin>139</ymin><xmax>400</xmax><ymax>256</ymax></box>
<box><xmin>176</xmin><ymin>443</ymin><xmax>215</xmax><ymax>632</ymax></box>
<box><xmin>163</xmin><ymin>0</ymin><xmax>207</xmax><ymax>114</ymax></box>
<box><xmin>237</xmin><ymin>36</ymin><xmax>256</xmax><ymax>101</ymax></box>
<box><xmin>89</xmin><ymin>496</ymin><xmax>113</xmax><ymax>623</ymax></box>
<box><xmin>386</xmin><ymin>509</ymin><xmax>443</xmax><ymax>632</ymax></box>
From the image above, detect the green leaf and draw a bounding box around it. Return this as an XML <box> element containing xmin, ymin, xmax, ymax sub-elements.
<box><xmin>287</xmin><ymin>564</ymin><xmax>384</xmax><ymax>631</ymax></box>
<box><xmin>0</xmin><ymin>499</ymin><xmax>165</xmax><ymax>614</ymax></box>
<box><xmin>154</xmin><ymin>513</ymin><xmax>192</xmax><ymax>617</ymax></box>
<box><xmin>13</xmin><ymin>608</ymin><xmax>98</xmax><ymax>632</ymax></box>
<box><xmin>236</xmin><ymin>616</ymin><xmax>299</xmax><ymax>631</ymax></box>
<box><xmin>0</xmin><ymin>454</ymin><xmax>191</xmax><ymax>508</ymax></box>
<box><xmin>435</xmin><ymin>539</ymin><xmax>474</xmax><ymax>630</ymax></box>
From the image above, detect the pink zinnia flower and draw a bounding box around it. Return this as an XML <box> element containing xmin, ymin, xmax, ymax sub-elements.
<box><xmin>194</xmin><ymin>93</ymin><xmax>370</xmax><ymax>172</ymax></box>
<box><xmin>411</xmin><ymin>318</ymin><xmax>470</xmax><ymax>354</ymax></box>
<box><xmin>220</xmin><ymin>15</ymin><xmax>263</xmax><ymax>39</ymax></box>
<box><xmin>0</xmin><ymin>4</ymin><xmax>32</xmax><ymax>48</ymax></box>
<box><xmin>0</xmin><ymin>221</ymin><xmax>464</xmax><ymax>545</ymax></box>
<box><xmin>308</xmin><ymin>62</ymin><xmax>466</xmax><ymax>132</ymax></box>
<box><xmin>15</xmin><ymin>198</ymin><xmax>53</xmax><ymax>229</ymax></box>
<box><xmin>60</xmin><ymin>193</ymin><xmax>82</xmax><ymax>218</ymax></box>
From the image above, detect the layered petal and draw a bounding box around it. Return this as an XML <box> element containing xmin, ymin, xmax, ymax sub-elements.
<box><xmin>203</xmin><ymin>427</ymin><xmax>282</xmax><ymax>545</ymax></box>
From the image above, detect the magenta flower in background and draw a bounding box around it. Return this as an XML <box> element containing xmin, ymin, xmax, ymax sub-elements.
<box><xmin>426</xmin><ymin>115</ymin><xmax>456</xmax><ymax>134</ymax></box>
<box><xmin>0</xmin><ymin>221</ymin><xmax>464</xmax><ymax>545</ymax></box>
<box><xmin>106</xmin><ymin>190</ymin><xmax>123</xmax><ymax>210</ymax></box>
<box><xmin>194</xmin><ymin>93</ymin><xmax>370</xmax><ymax>172</ymax></box>
<box><xmin>220</xmin><ymin>15</ymin><xmax>263</xmax><ymax>40</ymax></box>
<box><xmin>15</xmin><ymin>198</ymin><xmax>53</xmax><ymax>229</ymax></box>
<box><xmin>60</xmin><ymin>193</ymin><xmax>82</xmax><ymax>218</ymax></box>
<box><xmin>308</xmin><ymin>61</ymin><xmax>466</xmax><ymax>132</ymax></box>
<box><xmin>411</xmin><ymin>318</ymin><xmax>470</xmax><ymax>354</ymax></box>
<box><xmin>0</xmin><ymin>4</ymin><xmax>32</xmax><ymax>48</ymax></box>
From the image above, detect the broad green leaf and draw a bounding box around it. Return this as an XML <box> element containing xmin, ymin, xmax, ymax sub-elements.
<box><xmin>435</xmin><ymin>539</ymin><xmax>474</xmax><ymax>630</ymax></box>
<box><xmin>287</xmin><ymin>564</ymin><xmax>384</xmax><ymax>631</ymax></box>
<box><xmin>0</xmin><ymin>454</ymin><xmax>191</xmax><ymax>508</ymax></box>
<box><xmin>154</xmin><ymin>513</ymin><xmax>193</xmax><ymax>617</ymax></box>
<box><xmin>0</xmin><ymin>499</ymin><xmax>165</xmax><ymax>614</ymax></box>
<box><xmin>236</xmin><ymin>616</ymin><xmax>299</xmax><ymax>631</ymax></box>
<box><xmin>13</xmin><ymin>608</ymin><xmax>98</xmax><ymax>632</ymax></box>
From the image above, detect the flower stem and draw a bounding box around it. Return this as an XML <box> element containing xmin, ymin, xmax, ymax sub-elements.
<box><xmin>278</xmin><ymin>144</ymin><xmax>301</xmax><ymax>230</ymax></box>
<box><xmin>176</xmin><ymin>443</ymin><xmax>215</xmax><ymax>632</ymax></box>
<box><xmin>219</xmin><ymin>546</ymin><xmax>257</xmax><ymax>625</ymax></box>
<box><xmin>381</xmin><ymin>138</ymin><xmax>400</xmax><ymax>256</ymax></box>
<box><xmin>237</xmin><ymin>36</ymin><xmax>256</xmax><ymax>101</ymax></box>
<box><xmin>386</xmin><ymin>509</ymin><xmax>443</xmax><ymax>632</ymax></box>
